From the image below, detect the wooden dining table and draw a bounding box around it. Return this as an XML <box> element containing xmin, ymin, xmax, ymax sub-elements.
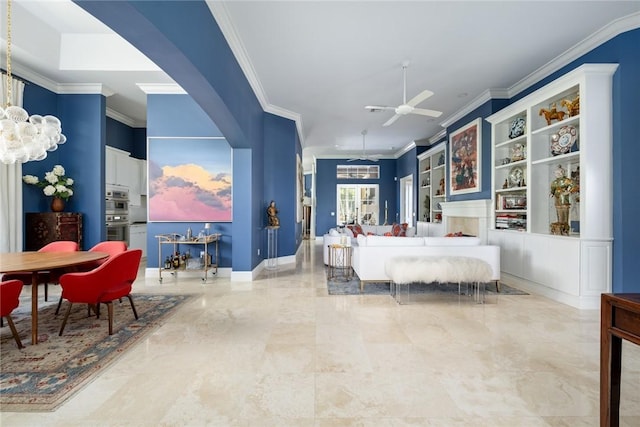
<box><xmin>0</xmin><ymin>251</ymin><xmax>108</xmax><ymax>345</ymax></box>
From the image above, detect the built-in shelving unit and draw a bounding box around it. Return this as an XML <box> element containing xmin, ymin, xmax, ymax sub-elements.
<box><xmin>486</xmin><ymin>63</ymin><xmax>618</xmax><ymax>309</ymax></box>
<box><xmin>416</xmin><ymin>143</ymin><xmax>446</xmax><ymax>237</ymax></box>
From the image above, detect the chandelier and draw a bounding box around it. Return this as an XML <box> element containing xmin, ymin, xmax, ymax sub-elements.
<box><xmin>0</xmin><ymin>0</ymin><xmax>66</xmax><ymax>164</ymax></box>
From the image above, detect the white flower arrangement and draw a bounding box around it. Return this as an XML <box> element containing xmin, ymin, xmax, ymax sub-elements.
<box><xmin>23</xmin><ymin>164</ymin><xmax>74</xmax><ymax>200</ymax></box>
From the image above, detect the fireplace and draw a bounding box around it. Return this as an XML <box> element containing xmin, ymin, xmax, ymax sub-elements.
<box><xmin>440</xmin><ymin>200</ymin><xmax>491</xmax><ymax>244</ymax></box>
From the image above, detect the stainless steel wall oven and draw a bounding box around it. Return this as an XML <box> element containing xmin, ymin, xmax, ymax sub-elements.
<box><xmin>106</xmin><ymin>187</ymin><xmax>129</xmax><ymax>244</ymax></box>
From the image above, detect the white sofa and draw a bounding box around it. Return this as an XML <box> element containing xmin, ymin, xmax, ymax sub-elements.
<box><xmin>323</xmin><ymin>225</ymin><xmax>417</xmax><ymax>265</ymax></box>
<box><xmin>352</xmin><ymin>235</ymin><xmax>500</xmax><ymax>286</ymax></box>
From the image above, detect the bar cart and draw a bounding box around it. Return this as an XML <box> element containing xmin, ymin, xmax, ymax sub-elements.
<box><xmin>156</xmin><ymin>233</ymin><xmax>220</xmax><ymax>283</ymax></box>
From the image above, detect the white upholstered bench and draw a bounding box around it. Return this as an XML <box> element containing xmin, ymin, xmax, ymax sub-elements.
<box><xmin>385</xmin><ymin>256</ymin><xmax>494</xmax><ymax>304</ymax></box>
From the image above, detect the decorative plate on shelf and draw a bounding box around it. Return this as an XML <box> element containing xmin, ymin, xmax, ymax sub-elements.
<box><xmin>550</xmin><ymin>125</ymin><xmax>577</xmax><ymax>156</ymax></box>
<box><xmin>508</xmin><ymin>117</ymin><xmax>526</xmax><ymax>139</ymax></box>
<box><xmin>508</xmin><ymin>166</ymin><xmax>524</xmax><ymax>187</ymax></box>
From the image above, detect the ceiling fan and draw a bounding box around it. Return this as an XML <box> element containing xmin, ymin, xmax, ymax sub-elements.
<box><xmin>348</xmin><ymin>130</ymin><xmax>380</xmax><ymax>162</ymax></box>
<box><xmin>366</xmin><ymin>62</ymin><xmax>443</xmax><ymax>127</ymax></box>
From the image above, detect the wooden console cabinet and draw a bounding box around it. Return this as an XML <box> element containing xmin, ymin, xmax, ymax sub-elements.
<box><xmin>25</xmin><ymin>212</ymin><xmax>83</xmax><ymax>251</ymax></box>
<box><xmin>600</xmin><ymin>293</ymin><xmax>640</xmax><ymax>427</ymax></box>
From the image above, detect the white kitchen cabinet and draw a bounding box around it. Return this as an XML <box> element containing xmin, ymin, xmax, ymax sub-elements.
<box><xmin>105</xmin><ymin>146</ymin><xmax>145</xmax><ymax>206</ymax></box>
<box><xmin>106</xmin><ymin>146</ymin><xmax>131</xmax><ymax>187</ymax></box>
<box><xmin>125</xmin><ymin>156</ymin><xmax>141</xmax><ymax>206</ymax></box>
<box><xmin>128</xmin><ymin>224</ymin><xmax>147</xmax><ymax>257</ymax></box>
<box><xmin>139</xmin><ymin>159</ymin><xmax>147</xmax><ymax>196</ymax></box>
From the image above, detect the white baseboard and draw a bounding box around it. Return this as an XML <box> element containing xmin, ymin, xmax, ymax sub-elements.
<box><xmin>501</xmin><ymin>273</ymin><xmax>600</xmax><ymax>310</ymax></box>
<box><xmin>145</xmin><ymin>252</ymin><xmax>298</xmax><ymax>282</ymax></box>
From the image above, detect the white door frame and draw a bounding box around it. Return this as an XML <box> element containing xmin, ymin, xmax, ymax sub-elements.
<box><xmin>399</xmin><ymin>174</ymin><xmax>414</xmax><ymax>225</ymax></box>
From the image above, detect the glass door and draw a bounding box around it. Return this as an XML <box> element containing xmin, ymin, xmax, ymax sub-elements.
<box><xmin>337</xmin><ymin>184</ymin><xmax>379</xmax><ymax>225</ymax></box>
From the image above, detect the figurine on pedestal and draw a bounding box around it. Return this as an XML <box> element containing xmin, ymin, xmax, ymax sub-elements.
<box><xmin>549</xmin><ymin>165</ymin><xmax>577</xmax><ymax>235</ymax></box>
<box><xmin>267</xmin><ymin>200</ymin><xmax>280</xmax><ymax>227</ymax></box>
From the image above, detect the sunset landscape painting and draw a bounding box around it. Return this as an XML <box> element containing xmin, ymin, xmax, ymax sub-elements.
<box><xmin>148</xmin><ymin>138</ymin><xmax>232</xmax><ymax>221</ymax></box>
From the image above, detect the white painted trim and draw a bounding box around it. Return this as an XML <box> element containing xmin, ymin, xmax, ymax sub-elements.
<box><xmin>57</xmin><ymin>83</ymin><xmax>115</xmax><ymax>96</ymax></box>
<box><xmin>206</xmin><ymin>0</ymin><xmax>268</xmax><ymax>110</ymax></box>
<box><xmin>314</xmin><ymin>154</ymin><xmax>395</xmax><ymax>160</ymax></box>
<box><xmin>231</xmin><ymin>270</ymin><xmax>256</xmax><ymax>281</ymax></box>
<box><xmin>440</xmin><ymin>199</ymin><xmax>491</xmax><ymax>244</ymax></box>
<box><xmin>501</xmin><ymin>273</ymin><xmax>600</xmax><ymax>310</ymax></box>
<box><xmin>107</xmin><ymin>108</ymin><xmax>137</xmax><ymax>127</ymax></box>
<box><xmin>508</xmin><ymin>12</ymin><xmax>640</xmax><ymax>97</ymax></box>
<box><xmin>394</xmin><ymin>141</ymin><xmax>416</xmax><ymax>158</ymax></box>
<box><xmin>428</xmin><ymin>130</ymin><xmax>447</xmax><ymax>145</ymax></box>
<box><xmin>439</xmin><ymin>88</ymin><xmax>509</xmax><ymax>129</ymax></box>
<box><xmin>9</xmin><ymin>63</ymin><xmax>59</xmax><ymax>94</ymax></box>
<box><xmin>206</xmin><ymin>1</ymin><xmax>306</xmax><ymax>148</ymax></box>
<box><xmin>137</xmin><ymin>83</ymin><xmax>186</xmax><ymax>94</ymax></box>
<box><xmin>437</xmin><ymin>11</ymin><xmax>640</xmax><ymax>135</ymax></box>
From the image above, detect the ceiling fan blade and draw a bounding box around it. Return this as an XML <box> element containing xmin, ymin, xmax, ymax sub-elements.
<box><xmin>365</xmin><ymin>105</ymin><xmax>395</xmax><ymax>111</ymax></box>
<box><xmin>411</xmin><ymin>108</ymin><xmax>443</xmax><ymax>118</ymax></box>
<box><xmin>383</xmin><ymin>114</ymin><xmax>401</xmax><ymax>127</ymax></box>
<box><xmin>407</xmin><ymin>89</ymin><xmax>434</xmax><ymax>107</ymax></box>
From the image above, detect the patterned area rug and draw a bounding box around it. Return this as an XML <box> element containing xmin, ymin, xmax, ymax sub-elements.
<box><xmin>327</xmin><ymin>273</ymin><xmax>528</xmax><ymax>296</ymax></box>
<box><xmin>0</xmin><ymin>294</ymin><xmax>191</xmax><ymax>412</ymax></box>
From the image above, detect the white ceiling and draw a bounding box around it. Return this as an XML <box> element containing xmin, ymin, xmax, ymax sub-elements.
<box><xmin>3</xmin><ymin>1</ymin><xmax>639</xmax><ymax>164</ymax></box>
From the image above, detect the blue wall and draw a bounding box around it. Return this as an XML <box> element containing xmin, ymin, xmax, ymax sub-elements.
<box><xmin>77</xmin><ymin>0</ymin><xmax>273</xmax><ymax>272</ymax></box>
<box><xmin>106</xmin><ymin>117</ymin><xmax>146</xmax><ymax>160</ymax></box>
<box><xmin>145</xmin><ymin>94</ymin><xmax>234</xmax><ymax>269</ymax></box>
<box><xmin>22</xmin><ymin>90</ymin><xmax>106</xmax><ymax>250</ymax></box>
<box><xmin>263</xmin><ymin>113</ymin><xmax>301</xmax><ymax>257</ymax></box>
<box><xmin>316</xmin><ymin>158</ymin><xmax>397</xmax><ymax>235</ymax></box>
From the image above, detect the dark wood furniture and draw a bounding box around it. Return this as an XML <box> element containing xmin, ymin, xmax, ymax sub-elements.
<box><xmin>25</xmin><ymin>212</ymin><xmax>82</xmax><ymax>251</ymax></box>
<box><xmin>0</xmin><ymin>251</ymin><xmax>108</xmax><ymax>344</ymax></box>
<box><xmin>600</xmin><ymin>293</ymin><xmax>640</xmax><ymax>427</ymax></box>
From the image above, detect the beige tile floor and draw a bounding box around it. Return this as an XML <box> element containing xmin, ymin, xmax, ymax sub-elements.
<box><xmin>2</xmin><ymin>240</ymin><xmax>639</xmax><ymax>426</ymax></box>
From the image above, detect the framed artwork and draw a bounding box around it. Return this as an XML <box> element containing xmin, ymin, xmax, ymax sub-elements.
<box><xmin>148</xmin><ymin>137</ymin><xmax>232</xmax><ymax>222</ymax></box>
<box><xmin>449</xmin><ymin>118</ymin><xmax>482</xmax><ymax>195</ymax></box>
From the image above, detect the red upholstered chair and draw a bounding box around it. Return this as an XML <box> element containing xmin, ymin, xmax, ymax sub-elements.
<box><xmin>58</xmin><ymin>249</ymin><xmax>142</xmax><ymax>336</ymax></box>
<box><xmin>2</xmin><ymin>241</ymin><xmax>78</xmax><ymax>302</ymax></box>
<box><xmin>84</xmin><ymin>241</ymin><xmax>128</xmax><ymax>269</ymax></box>
<box><xmin>55</xmin><ymin>241</ymin><xmax>128</xmax><ymax>314</ymax></box>
<box><xmin>1</xmin><ymin>279</ymin><xmax>25</xmax><ymax>348</ymax></box>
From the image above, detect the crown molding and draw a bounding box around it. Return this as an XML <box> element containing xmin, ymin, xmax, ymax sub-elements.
<box><xmin>428</xmin><ymin>129</ymin><xmax>447</xmax><ymax>145</ymax></box>
<box><xmin>106</xmin><ymin>107</ymin><xmax>140</xmax><ymax>127</ymax></box>
<box><xmin>440</xmin><ymin>12</ymin><xmax>640</xmax><ymax>132</ymax></box>
<box><xmin>136</xmin><ymin>83</ymin><xmax>186</xmax><ymax>94</ymax></box>
<box><xmin>439</xmin><ymin>88</ymin><xmax>509</xmax><ymax>129</ymax></box>
<box><xmin>207</xmin><ymin>0</ymin><xmax>305</xmax><ymax>147</ymax></box>
<box><xmin>9</xmin><ymin>63</ymin><xmax>59</xmax><ymax>93</ymax></box>
<box><xmin>207</xmin><ymin>1</ymin><xmax>269</xmax><ymax>111</ymax></box>
<box><xmin>57</xmin><ymin>83</ymin><xmax>115</xmax><ymax>97</ymax></box>
<box><xmin>314</xmin><ymin>154</ymin><xmax>394</xmax><ymax>160</ymax></box>
<box><xmin>264</xmin><ymin>104</ymin><xmax>305</xmax><ymax>147</ymax></box>
<box><xmin>394</xmin><ymin>141</ymin><xmax>416</xmax><ymax>159</ymax></box>
<box><xmin>508</xmin><ymin>12</ymin><xmax>640</xmax><ymax>97</ymax></box>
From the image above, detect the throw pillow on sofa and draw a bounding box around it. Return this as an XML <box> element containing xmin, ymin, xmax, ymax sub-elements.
<box><xmin>391</xmin><ymin>223</ymin><xmax>408</xmax><ymax>237</ymax></box>
<box><xmin>347</xmin><ymin>224</ymin><xmax>364</xmax><ymax>237</ymax></box>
